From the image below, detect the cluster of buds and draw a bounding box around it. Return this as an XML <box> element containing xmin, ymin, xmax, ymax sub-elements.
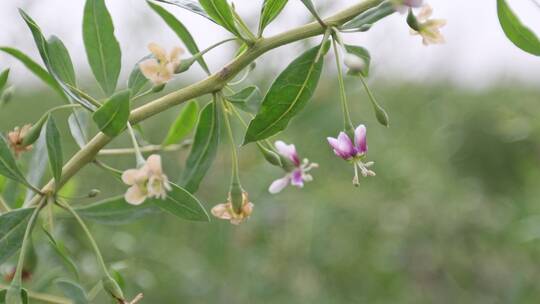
<box><xmin>121</xmin><ymin>154</ymin><xmax>172</xmax><ymax>205</ymax></box>
<box><xmin>139</xmin><ymin>43</ymin><xmax>183</xmax><ymax>86</ymax></box>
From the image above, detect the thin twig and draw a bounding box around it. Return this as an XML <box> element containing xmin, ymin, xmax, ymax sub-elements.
<box><xmin>0</xmin><ymin>284</ymin><xmax>72</xmax><ymax>304</ymax></box>
<box><xmin>98</xmin><ymin>141</ymin><xmax>191</xmax><ymax>156</ymax></box>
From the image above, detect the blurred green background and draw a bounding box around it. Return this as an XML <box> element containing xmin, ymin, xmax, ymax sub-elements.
<box><xmin>1</xmin><ymin>77</ymin><xmax>540</xmax><ymax>303</ymax></box>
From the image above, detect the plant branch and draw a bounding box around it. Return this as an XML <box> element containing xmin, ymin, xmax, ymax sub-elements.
<box><xmin>27</xmin><ymin>0</ymin><xmax>385</xmax><ymax>206</ymax></box>
<box><xmin>98</xmin><ymin>141</ymin><xmax>192</xmax><ymax>156</ymax></box>
<box><xmin>0</xmin><ymin>283</ymin><xmax>72</xmax><ymax>304</ymax></box>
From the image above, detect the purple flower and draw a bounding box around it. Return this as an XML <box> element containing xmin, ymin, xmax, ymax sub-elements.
<box><xmin>327</xmin><ymin>124</ymin><xmax>375</xmax><ymax>186</ymax></box>
<box><xmin>268</xmin><ymin>141</ymin><xmax>318</xmax><ymax>194</ymax></box>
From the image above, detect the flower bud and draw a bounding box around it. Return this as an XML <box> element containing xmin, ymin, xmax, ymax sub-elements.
<box><xmin>151</xmin><ymin>83</ymin><xmax>165</xmax><ymax>93</ymax></box>
<box><xmin>256</xmin><ymin>143</ymin><xmax>282</xmax><ymax>167</ymax></box>
<box><xmin>344</xmin><ymin>53</ymin><xmax>366</xmax><ymax>74</ymax></box>
<box><xmin>102</xmin><ymin>275</ymin><xmax>125</xmax><ymax>302</ymax></box>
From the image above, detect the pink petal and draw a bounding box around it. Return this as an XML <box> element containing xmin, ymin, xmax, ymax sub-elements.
<box><xmin>337</xmin><ymin>132</ymin><xmax>355</xmax><ymax>158</ymax></box>
<box><xmin>354</xmin><ymin>125</ymin><xmax>367</xmax><ymax>154</ymax></box>
<box><xmin>146</xmin><ymin>154</ymin><xmax>163</xmax><ymax>174</ymax></box>
<box><xmin>268</xmin><ymin>176</ymin><xmax>290</xmax><ymax>194</ymax></box>
<box><xmin>124</xmin><ymin>186</ymin><xmax>147</xmax><ymax>205</ymax></box>
<box><xmin>122</xmin><ymin>169</ymin><xmax>141</xmax><ymax>185</ymax></box>
<box><xmin>290</xmin><ymin>169</ymin><xmax>304</xmax><ymax>188</ymax></box>
<box><xmin>274</xmin><ymin>140</ymin><xmax>299</xmax><ymax>165</ymax></box>
<box><xmin>211</xmin><ymin>203</ymin><xmax>232</xmax><ymax>220</ymax></box>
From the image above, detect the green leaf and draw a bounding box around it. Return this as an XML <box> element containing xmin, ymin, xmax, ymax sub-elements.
<box><xmin>0</xmin><ymin>47</ymin><xmax>64</xmax><ymax>98</ymax></box>
<box><xmin>199</xmin><ymin>0</ymin><xmax>242</xmax><ymax>37</ymax></box>
<box><xmin>344</xmin><ymin>44</ymin><xmax>371</xmax><ymax>77</ymax></box>
<box><xmin>148</xmin><ymin>1</ymin><xmax>210</xmax><ymax>74</ymax></box>
<box><xmin>55</xmin><ymin>279</ymin><xmax>88</xmax><ymax>304</ymax></box>
<box><xmin>243</xmin><ymin>44</ymin><xmax>327</xmax><ymax>144</ymax></box>
<box><xmin>299</xmin><ymin>0</ymin><xmax>324</xmax><ymax>25</ymax></box>
<box><xmin>225</xmin><ymin>86</ymin><xmax>263</xmax><ymax>114</ymax></box>
<box><xmin>180</xmin><ymin>101</ymin><xmax>220</xmax><ymax>193</ymax></box>
<box><xmin>0</xmin><ymin>135</ymin><xmax>29</xmax><ymax>187</ymax></box>
<box><xmin>0</xmin><ymin>208</ymin><xmax>35</xmax><ymax>264</ymax></box>
<box><xmin>23</xmin><ymin>132</ymin><xmax>47</xmax><ymax>205</ymax></box>
<box><xmin>45</xmin><ymin>116</ymin><xmax>63</xmax><ymax>184</ymax></box>
<box><xmin>47</xmin><ymin>36</ymin><xmax>77</xmax><ymax>87</ymax></box>
<box><xmin>163</xmin><ymin>101</ymin><xmax>199</xmax><ymax>146</ymax></box>
<box><xmin>75</xmin><ymin>196</ymin><xmax>160</xmax><ymax>225</ymax></box>
<box><xmin>127</xmin><ymin>56</ymin><xmax>151</xmax><ymax>97</ymax></box>
<box><xmin>92</xmin><ymin>90</ymin><xmax>131</xmax><ymax>137</ymax></box>
<box><xmin>150</xmin><ymin>182</ymin><xmax>209</xmax><ymax>221</ymax></box>
<box><xmin>153</xmin><ymin>0</ymin><xmax>212</xmax><ymax>21</ymax></box>
<box><xmin>18</xmin><ymin>10</ymin><xmax>96</xmax><ymax>110</ymax></box>
<box><xmin>42</xmin><ymin>229</ymin><xmax>80</xmax><ymax>280</ymax></box>
<box><xmin>0</xmin><ymin>69</ymin><xmax>9</xmax><ymax>94</ymax></box>
<box><xmin>497</xmin><ymin>0</ymin><xmax>540</xmax><ymax>56</ymax></box>
<box><xmin>83</xmin><ymin>0</ymin><xmax>122</xmax><ymax>95</ymax></box>
<box><xmin>258</xmin><ymin>0</ymin><xmax>288</xmax><ymax>36</ymax></box>
<box><xmin>68</xmin><ymin>109</ymin><xmax>90</xmax><ymax>148</ymax></box>
<box><xmin>341</xmin><ymin>1</ymin><xmax>395</xmax><ymax>32</ymax></box>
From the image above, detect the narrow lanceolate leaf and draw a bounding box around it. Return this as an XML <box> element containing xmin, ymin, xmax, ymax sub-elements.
<box><xmin>127</xmin><ymin>56</ymin><xmax>151</xmax><ymax>97</ymax></box>
<box><xmin>42</xmin><ymin>229</ymin><xmax>80</xmax><ymax>280</ymax></box>
<box><xmin>0</xmin><ymin>208</ymin><xmax>35</xmax><ymax>264</ymax></box>
<box><xmin>181</xmin><ymin>101</ymin><xmax>220</xmax><ymax>193</ymax></box>
<box><xmin>0</xmin><ymin>135</ymin><xmax>30</xmax><ymax>186</ymax></box>
<box><xmin>18</xmin><ymin>10</ymin><xmax>96</xmax><ymax>110</ymax></box>
<box><xmin>225</xmin><ymin>86</ymin><xmax>263</xmax><ymax>114</ymax></box>
<box><xmin>341</xmin><ymin>1</ymin><xmax>395</xmax><ymax>32</ymax></box>
<box><xmin>75</xmin><ymin>196</ymin><xmax>160</xmax><ymax>225</ymax></box>
<box><xmin>299</xmin><ymin>0</ymin><xmax>324</xmax><ymax>25</ymax></box>
<box><xmin>163</xmin><ymin>100</ymin><xmax>199</xmax><ymax>146</ymax></box>
<box><xmin>0</xmin><ymin>47</ymin><xmax>64</xmax><ymax>98</ymax></box>
<box><xmin>153</xmin><ymin>0</ymin><xmax>212</xmax><ymax>21</ymax></box>
<box><xmin>0</xmin><ymin>69</ymin><xmax>9</xmax><ymax>93</ymax></box>
<box><xmin>150</xmin><ymin>182</ymin><xmax>209</xmax><ymax>221</ymax></box>
<box><xmin>243</xmin><ymin>44</ymin><xmax>327</xmax><ymax>144</ymax></box>
<box><xmin>55</xmin><ymin>280</ymin><xmax>88</xmax><ymax>304</ymax></box>
<box><xmin>24</xmin><ymin>132</ymin><xmax>47</xmax><ymax>205</ymax></box>
<box><xmin>47</xmin><ymin>36</ymin><xmax>77</xmax><ymax>86</ymax></box>
<box><xmin>199</xmin><ymin>0</ymin><xmax>242</xmax><ymax>37</ymax></box>
<box><xmin>345</xmin><ymin>44</ymin><xmax>371</xmax><ymax>77</ymax></box>
<box><xmin>45</xmin><ymin>116</ymin><xmax>63</xmax><ymax>184</ymax></box>
<box><xmin>92</xmin><ymin>90</ymin><xmax>130</xmax><ymax>137</ymax></box>
<box><xmin>68</xmin><ymin>109</ymin><xmax>90</xmax><ymax>148</ymax></box>
<box><xmin>83</xmin><ymin>0</ymin><xmax>122</xmax><ymax>95</ymax></box>
<box><xmin>148</xmin><ymin>1</ymin><xmax>210</xmax><ymax>74</ymax></box>
<box><xmin>497</xmin><ymin>0</ymin><xmax>540</xmax><ymax>56</ymax></box>
<box><xmin>258</xmin><ymin>0</ymin><xmax>288</xmax><ymax>35</ymax></box>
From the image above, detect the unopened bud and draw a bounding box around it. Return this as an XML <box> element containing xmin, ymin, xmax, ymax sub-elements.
<box><xmin>1</xmin><ymin>86</ymin><xmax>14</xmax><ymax>104</ymax></box>
<box><xmin>344</xmin><ymin>53</ymin><xmax>366</xmax><ymax>73</ymax></box>
<box><xmin>88</xmin><ymin>189</ymin><xmax>101</xmax><ymax>198</ymax></box>
<box><xmin>152</xmin><ymin>83</ymin><xmax>165</xmax><ymax>93</ymax></box>
<box><xmin>102</xmin><ymin>275</ymin><xmax>125</xmax><ymax>302</ymax></box>
<box><xmin>257</xmin><ymin>143</ymin><xmax>282</xmax><ymax>167</ymax></box>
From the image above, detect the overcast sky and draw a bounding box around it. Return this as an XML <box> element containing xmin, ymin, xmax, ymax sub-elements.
<box><xmin>1</xmin><ymin>0</ymin><xmax>539</xmax><ymax>90</ymax></box>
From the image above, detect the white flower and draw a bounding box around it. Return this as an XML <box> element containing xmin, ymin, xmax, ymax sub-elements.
<box><xmin>343</xmin><ymin>53</ymin><xmax>366</xmax><ymax>73</ymax></box>
<box><xmin>211</xmin><ymin>192</ymin><xmax>254</xmax><ymax>225</ymax></box>
<box><xmin>121</xmin><ymin>154</ymin><xmax>171</xmax><ymax>205</ymax></box>
<box><xmin>410</xmin><ymin>5</ymin><xmax>446</xmax><ymax>45</ymax></box>
<box><xmin>139</xmin><ymin>43</ymin><xmax>183</xmax><ymax>85</ymax></box>
<box><xmin>393</xmin><ymin>0</ymin><xmax>424</xmax><ymax>14</ymax></box>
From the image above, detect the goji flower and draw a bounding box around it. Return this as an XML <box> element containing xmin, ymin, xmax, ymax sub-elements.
<box><xmin>268</xmin><ymin>141</ymin><xmax>318</xmax><ymax>194</ymax></box>
<box><xmin>410</xmin><ymin>5</ymin><xmax>446</xmax><ymax>45</ymax></box>
<box><xmin>139</xmin><ymin>43</ymin><xmax>183</xmax><ymax>85</ymax></box>
<box><xmin>211</xmin><ymin>192</ymin><xmax>254</xmax><ymax>225</ymax></box>
<box><xmin>7</xmin><ymin>124</ymin><xmax>32</xmax><ymax>157</ymax></box>
<box><xmin>122</xmin><ymin>154</ymin><xmax>171</xmax><ymax>205</ymax></box>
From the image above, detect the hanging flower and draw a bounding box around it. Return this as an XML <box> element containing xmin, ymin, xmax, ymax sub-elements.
<box><xmin>211</xmin><ymin>192</ymin><xmax>254</xmax><ymax>225</ymax></box>
<box><xmin>7</xmin><ymin>124</ymin><xmax>33</xmax><ymax>157</ymax></box>
<box><xmin>121</xmin><ymin>154</ymin><xmax>171</xmax><ymax>205</ymax></box>
<box><xmin>410</xmin><ymin>5</ymin><xmax>446</xmax><ymax>45</ymax></box>
<box><xmin>343</xmin><ymin>53</ymin><xmax>366</xmax><ymax>73</ymax></box>
<box><xmin>268</xmin><ymin>141</ymin><xmax>318</xmax><ymax>194</ymax></box>
<box><xmin>392</xmin><ymin>0</ymin><xmax>424</xmax><ymax>14</ymax></box>
<box><xmin>139</xmin><ymin>43</ymin><xmax>183</xmax><ymax>86</ymax></box>
<box><xmin>327</xmin><ymin>124</ymin><xmax>376</xmax><ymax>186</ymax></box>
